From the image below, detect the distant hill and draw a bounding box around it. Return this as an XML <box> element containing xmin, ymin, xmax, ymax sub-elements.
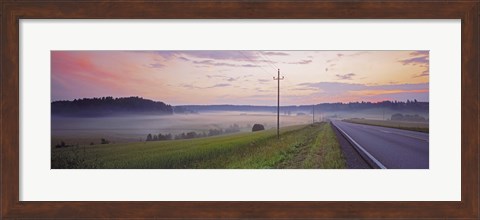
<box><xmin>179</xmin><ymin>100</ymin><xmax>429</xmax><ymax>113</ymax></box>
<box><xmin>178</xmin><ymin>105</ymin><xmax>276</xmax><ymax>113</ymax></box>
<box><xmin>52</xmin><ymin>96</ymin><xmax>428</xmax><ymax>117</ymax></box>
<box><xmin>52</xmin><ymin>97</ymin><xmax>173</xmax><ymax>117</ymax></box>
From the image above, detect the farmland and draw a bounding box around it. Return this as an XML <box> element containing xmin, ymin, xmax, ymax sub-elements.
<box><xmin>51</xmin><ymin>122</ymin><xmax>346</xmax><ymax>169</ymax></box>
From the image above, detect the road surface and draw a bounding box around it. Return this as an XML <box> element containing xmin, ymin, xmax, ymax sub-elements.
<box><xmin>331</xmin><ymin>120</ymin><xmax>429</xmax><ymax>169</ymax></box>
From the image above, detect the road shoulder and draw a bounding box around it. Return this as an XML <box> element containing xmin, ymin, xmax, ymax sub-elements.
<box><xmin>331</xmin><ymin>122</ymin><xmax>371</xmax><ymax>169</ymax></box>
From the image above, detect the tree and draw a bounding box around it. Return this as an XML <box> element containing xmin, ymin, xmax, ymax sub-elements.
<box><xmin>208</xmin><ymin>129</ymin><xmax>222</xmax><ymax>136</ymax></box>
<box><xmin>391</xmin><ymin>113</ymin><xmax>404</xmax><ymax>121</ymax></box>
<box><xmin>159</xmin><ymin>133</ymin><xmax>173</xmax><ymax>140</ymax></box>
<box><xmin>146</xmin><ymin>134</ymin><xmax>152</xmax><ymax>141</ymax></box>
<box><xmin>225</xmin><ymin>124</ymin><xmax>240</xmax><ymax>133</ymax></box>
<box><xmin>186</xmin><ymin>132</ymin><xmax>197</xmax><ymax>139</ymax></box>
<box><xmin>55</xmin><ymin>141</ymin><xmax>67</xmax><ymax>148</ymax></box>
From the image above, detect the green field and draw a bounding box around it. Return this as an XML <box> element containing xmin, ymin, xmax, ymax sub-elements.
<box><xmin>344</xmin><ymin>118</ymin><xmax>429</xmax><ymax>133</ymax></box>
<box><xmin>52</xmin><ymin>122</ymin><xmax>346</xmax><ymax>169</ymax></box>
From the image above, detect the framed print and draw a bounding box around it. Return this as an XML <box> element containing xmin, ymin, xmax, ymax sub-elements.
<box><xmin>1</xmin><ymin>1</ymin><xmax>478</xmax><ymax>219</ymax></box>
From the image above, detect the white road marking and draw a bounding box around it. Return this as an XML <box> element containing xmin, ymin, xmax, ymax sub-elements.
<box><xmin>333</xmin><ymin>122</ymin><xmax>387</xmax><ymax>169</ymax></box>
<box><xmin>392</xmin><ymin>132</ymin><xmax>429</xmax><ymax>142</ymax></box>
<box><xmin>380</xmin><ymin>130</ymin><xmax>391</xmax><ymax>134</ymax></box>
<box><xmin>377</xmin><ymin>129</ymin><xmax>428</xmax><ymax>142</ymax></box>
<box><xmin>362</xmin><ymin>125</ymin><xmax>428</xmax><ymax>142</ymax></box>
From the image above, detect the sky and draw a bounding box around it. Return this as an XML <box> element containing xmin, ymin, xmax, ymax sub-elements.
<box><xmin>51</xmin><ymin>50</ymin><xmax>429</xmax><ymax>106</ymax></box>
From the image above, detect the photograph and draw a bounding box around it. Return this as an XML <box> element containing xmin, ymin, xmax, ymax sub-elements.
<box><xmin>51</xmin><ymin>50</ymin><xmax>429</xmax><ymax>169</ymax></box>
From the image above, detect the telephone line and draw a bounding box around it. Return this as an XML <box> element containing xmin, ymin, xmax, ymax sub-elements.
<box><xmin>258</xmin><ymin>52</ymin><xmax>279</xmax><ymax>70</ymax></box>
<box><xmin>238</xmin><ymin>51</ymin><xmax>275</xmax><ymax>78</ymax></box>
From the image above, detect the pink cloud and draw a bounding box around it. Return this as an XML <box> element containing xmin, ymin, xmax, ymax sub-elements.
<box><xmin>51</xmin><ymin>51</ymin><xmax>173</xmax><ymax>101</ymax></box>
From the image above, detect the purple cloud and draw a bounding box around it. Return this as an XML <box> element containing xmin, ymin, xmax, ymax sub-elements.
<box><xmin>258</xmin><ymin>79</ymin><xmax>270</xmax><ymax>83</ymax></box>
<box><xmin>180</xmin><ymin>84</ymin><xmax>203</xmax><ymax>89</ymax></box>
<box><xmin>178</xmin><ymin>56</ymin><xmax>190</xmax><ymax>61</ymax></box>
<box><xmin>206</xmin><ymin>74</ymin><xmax>240</xmax><ymax>82</ymax></box>
<box><xmin>181</xmin><ymin>83</ymin><xmax>232</xmax><ymax>89</ymax></box>
<box><xmin>336</xmin><ymin>73</ymin><xmax>356</xmax><ymax>80</ymax></box>
<box><xmin>136</xmin><ymin>51</ymin><xmax>261</xmax><ymax>62</ymax></box>
<box><xmin>183</xmin><ymin>51</ymin><xmax>259</xmax><ymax>61</ymax></box>
<box><xmin>261</xmin><ymin>51</ymin><xmax>290</xmax><ymax>56</ymax></box>
<box><xmin>413</xmin><ymin>70</ymin><xmax>429</xmax><ymax>78</ymax></box>
<box><xmin>348</xmin><ymin>51</ymin><xmax>370</xmax><ymax>57</ymax></box>
<box><xmin>241</xmin><ymin>64</ymin><xmax>261</xmax><ymax>67</ymax></box>
<box><xmin>399</xmin><ymin>56</ymin><xmax>429</xmax><ymax>65</ymax></box>
<box><xmin>255</xmin><ymin>87</ymin><xmax>270</xmax><ymax>93</ymax></box>
<box><xmin>400</xmin><ymin>51</ymin><xmax>429</xmax><ymax>66</ymax></box>
<box><xmin>410</xmin><ymin>51</ymin><xmax>429</xmax><ymax>56</ymax></box>
<box><xmin>193</xmin><ymin>60</ymin><xmax>234</xmax><ymax>67</ymax></box>
<box><xmin>193</xmin><ymin>59</ymin><xmax>260</xmax><ymax>68</ymax></box>
<box><xmin>206</xmin><ymin>74</ymin><xmax>226</xmax><ymax>79</ymax></box>
<box><xmin>147</xmin><ymin>63</ymin><xmax>164</xmax><ymax>68</ymax></box>
<box><xmin>131</xmin><ymin>51</ymin><xmax>178</xmax><ymax>59</ymax></box>
<box><xmin>287</xmin><ymin>60</ymin><xmax>312</xmax><ymax>65</ymax></box>
<box><xmin>208</xmin><ymin>83</ymin><xmax>231</xmax><ymax>88</ymax></box>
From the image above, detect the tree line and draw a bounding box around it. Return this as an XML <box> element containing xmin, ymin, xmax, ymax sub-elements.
<box><xmin>146</xmin><ymin>124</ymin><xmax>241</xmax><ymax>141</ymax></box>
<box><xmin>391</xmin><ymin>113</ymin><xmax>427</xmax><ymax>122</ymax></box>
<box><xmin>55</xmin><ymin>138</ymin><xmax>110</xmax><ymax>148</ymax></box>
<box><xmin>178</xmin><ymin>100</ymin><xmax>428</xmax><ymax>113</ymax></box>
<box><xmin>51</xmin><ymin>96</ymin><xmax>173</xmax><ymax>117</ymax></box>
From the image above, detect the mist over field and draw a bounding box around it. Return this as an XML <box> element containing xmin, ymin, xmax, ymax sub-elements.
<box><xmin>51</xmin><ymin>107</ymin><xmax>428</xmax><ymax>147</ymax></box>
<box><xmin>51</xmin><ymin>111</ymin><xmax>311</xmax><ymax>146</ymax></box>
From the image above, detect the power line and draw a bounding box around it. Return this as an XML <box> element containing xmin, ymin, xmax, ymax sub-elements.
<box><xmin>260</xmin><ymin>52</ymin><xmax>280</xmax><ymax>69</ymax></box>
<box><xmin>257</xmin><ymin>52</ymin><xmax>279</xmax><ymax>71</ymax></box>
<box><xmin>238</xmin><ymin>51</ymin><xmax>275</xmax><ymax>78</ymax></box>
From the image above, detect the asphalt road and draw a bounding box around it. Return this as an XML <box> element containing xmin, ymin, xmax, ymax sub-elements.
<box><xmin>331</xmin><ymin>120</ymin><xmax>429</xmax><ymax>169</ymax></box>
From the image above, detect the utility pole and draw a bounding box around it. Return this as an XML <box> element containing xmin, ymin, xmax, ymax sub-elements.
<box><xmin>312</xmin><ymin>104</ymin><xmax>315</xmax><ymax>124</ymax></box>
<box><xmin>273</xmin><ymin>69</ymin><xmax>284</xmax><ymax>139</ymax></box>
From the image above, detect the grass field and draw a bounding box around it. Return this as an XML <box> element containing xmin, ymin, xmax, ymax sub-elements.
<box><xmin>343</xmin><ymin>118</ymin><xmax>429</xmax><ymax>133</ymax></box>
<box><xmin>52</xmin><ymin>122</ymin><xmax>346</xmax><ymax>169</ymax></box>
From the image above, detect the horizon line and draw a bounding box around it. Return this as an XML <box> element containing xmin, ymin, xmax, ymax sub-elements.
<box><xmin>51</xmin><ymin>96</ymin><xmax>429</xmax><ymax>106</ymax></box>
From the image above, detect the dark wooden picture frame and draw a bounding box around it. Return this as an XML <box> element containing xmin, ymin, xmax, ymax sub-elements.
<box><xmin>1</xmin><ymin>1</ymin><xmax>478</xmax><ymax>219</ymax></box>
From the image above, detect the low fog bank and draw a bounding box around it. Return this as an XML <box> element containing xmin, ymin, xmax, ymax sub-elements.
<box><xmin>51</xmin><ymin>111</ymin><xmax>311</xmax><ymax>146</ymax></box>
<box><xmin>51</xmin><ymin>107</ymin><xmax>428</xmax><ymax>147</ymax></box>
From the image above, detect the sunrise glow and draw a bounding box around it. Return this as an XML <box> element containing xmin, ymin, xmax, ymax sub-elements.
<box><xmin>51</xmin><ymin>50</ymin><xmax>429</xmax><ymax>105</ymax></box>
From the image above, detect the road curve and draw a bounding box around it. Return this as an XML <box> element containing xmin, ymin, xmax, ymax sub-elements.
<box><xmin>331</xmin><ymin>120</ymin><xmax>429</xmax><ymax>169</ymax></box>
